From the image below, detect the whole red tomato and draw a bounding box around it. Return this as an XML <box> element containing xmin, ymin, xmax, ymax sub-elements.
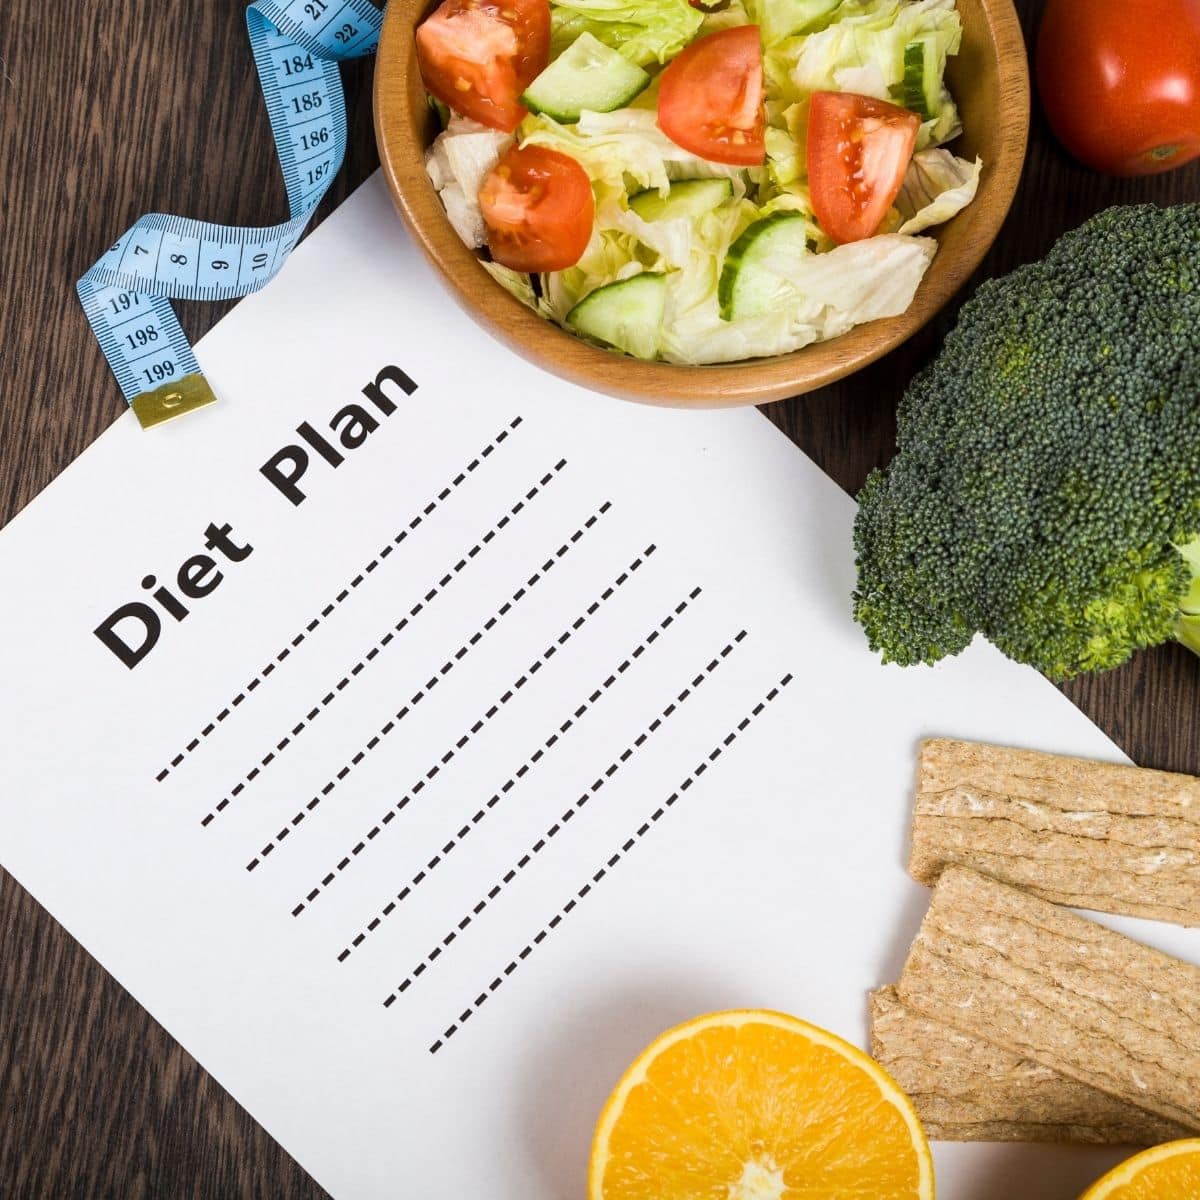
<box><xmin>1037</xmin><ymin>0</ymin><xmax>1200</xmax><ymax>176</ymax></box>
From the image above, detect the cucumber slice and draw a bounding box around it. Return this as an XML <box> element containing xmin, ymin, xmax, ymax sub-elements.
<box><xmin>718</xmin><ymin>212</ymin><xmax>812</xmax><ymax>321</ymax></box>
<box><xmin>567</xmin><ymin>273</ymin><xmax>667</xmax><ymax>359</ymax></box>
<box><xmin>428</xmin><ymin>94</ymin><xmax>451</xmax><ymax>130</ymax></box>
<box><xmin>522</xmin><ymin>32</ymin><xmax>649</xmax><ymax>123</ymax></box>
<box><xmin>892</xmin><ymin>38</ymin><xmax>939</xmax><ymax>120</ymax></box>
<box><xmin>628</xmin><ymin>178</ymin><xmax>734</xmax><ymax>222</ymax></box>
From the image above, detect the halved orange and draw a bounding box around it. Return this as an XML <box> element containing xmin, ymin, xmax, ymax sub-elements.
<box><xmin>1079</xmin><ymin>1140</ymin><xmax>1200</xmax><ymax>1199</ymax></box>
<box><xmin>588</xmin><ymin>1009</ymin><xmax>934</xmax><ymax>1200</ymax></box>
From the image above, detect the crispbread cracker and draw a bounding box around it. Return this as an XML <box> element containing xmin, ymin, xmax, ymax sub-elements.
<box><xmin>897</xmin><ymin>866</ymin><xmax>1200</xmax><ymax>1133</ymax></box>
<box><xmin>869</xmin><ymin>986</ymin><xmax>1189</xmax><ymax>1145</ymax></box>
<box><xmin>910</xmin><ymin>739</ymin><xmax>1200</xmax><ymax>926</ymax></box>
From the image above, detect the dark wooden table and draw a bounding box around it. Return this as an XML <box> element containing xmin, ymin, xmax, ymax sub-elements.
<box><xmin>1</xmin><ymin>1</ymin><xmax>1198</xmax><ymax>1194</ymax></box>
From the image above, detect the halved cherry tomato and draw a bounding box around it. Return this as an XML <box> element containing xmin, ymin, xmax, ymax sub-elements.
<box><xmin>657</xmin><ymin>27</ymin><xmax>766</xmax><ymax>167</ymax></box>
<box><xmin>415</xmin><ymin>0</ymin><xmax>550</xmax><ymax>134</ymax></box>
<box><xmin>1037</xmin><ymin>0</ymin><xmax>1200</xmax><ymax>176</ymax></box>
<box><xmin>478</xmin><ymin>145</ymin><xmax>595</xmax><ymax>272</ymax></box>
<box><xmin>807</xmin><ymin>92</ymin><xmax>920</xmax><ymax>244</ymax></box>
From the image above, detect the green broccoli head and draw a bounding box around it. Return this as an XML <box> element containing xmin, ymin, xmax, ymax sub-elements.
<box><xmin>853</xmin><ymin>204</ymin><xmax>1200</xmax><ymax>681</ymax></box>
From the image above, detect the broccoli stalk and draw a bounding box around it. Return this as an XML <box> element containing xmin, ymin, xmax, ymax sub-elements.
<box><xmin>1175</xmin><ymin>538</ymin><xmax>1200</xmax><ymax>656</ymax></box>
<box><xmin>853</xmin><ymin>204</ymin><xmax>1200</xmax><ymax>681</ymax></box>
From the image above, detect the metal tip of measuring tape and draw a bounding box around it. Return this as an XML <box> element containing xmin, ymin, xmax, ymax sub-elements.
<box><xmin>131</xmin><ymin>374</ymin><xmax>218</xmax><ymax>429</ymax></box>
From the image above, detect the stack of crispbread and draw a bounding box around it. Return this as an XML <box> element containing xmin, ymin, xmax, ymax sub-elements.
<box><xmin>872</xmin><ymin>739</ymin><xmax>1200</xmax><ymax>1146</ymax></box>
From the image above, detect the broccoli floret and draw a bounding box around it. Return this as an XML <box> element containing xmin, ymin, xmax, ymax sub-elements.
<box><xmin>853</xmin><ymin>204</ymin><xmax>1200</xmax><ymax>681</ymax></box>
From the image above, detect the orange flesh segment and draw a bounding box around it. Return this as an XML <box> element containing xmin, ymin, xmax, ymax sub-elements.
<box><xmin>1081</xmin><ymin>1140</ymin><xmax>1200</xmax><ymax>1199</ymax></box>
<box><xmin>591</xmin><ymin>1011</ymin><xmax>933</xmax><ymax>1200</ymax></box>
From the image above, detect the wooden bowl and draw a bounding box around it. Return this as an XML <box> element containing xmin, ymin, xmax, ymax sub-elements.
<box><xmin>374</xmin><ymin>0</ymin><xmax>1030</xmax><ymax>407</ymax></box>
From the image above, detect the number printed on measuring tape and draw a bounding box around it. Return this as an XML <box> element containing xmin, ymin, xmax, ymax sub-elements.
<box><xmin>76</xmin><ymin>0</ymin><xmax>384</xmax><ymax>427</ymax></box>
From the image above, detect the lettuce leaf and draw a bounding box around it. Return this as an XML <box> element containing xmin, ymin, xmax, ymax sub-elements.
<box><xmin>520</xmin><ymin>106</ymin><xmax>758</xmax><ymax>325</ymax></box>
<box><xmin>520</xmin><ymin>108</ymin><xmax>755</xmax><ymax>194</ymax></box>
<box><xmin>765</xmin><ymin>126</ymin><xmax>802</xmax><ymax>186</ymax></box>
<box><xmin>660</xmin><ymin>233</ymin><xmax>937</xmax><ymax>363</ymax></box>
<box><xmin>481</xmin><ymin>261</ymin><xmax>538</xmax><ymax>309</ymax></box>
<box><xmin>699</xmin><ymin>0</ymin><xmax>757</xmax><ymax>34</ymax></box>
<box><xmin>549</xmin><ymin>0</ymin><xmax>703</xmax><ymax>67</ymax></box>
<box><xmin>424</xmin><ymin>117</ymin><xmax>513</xmax><ymax>248</ymax></box>
<box><xmin>539</xmin><ymin>190</ymin><xmax>758</xmax><ymax>316</ymax></box>
<box><xmin>538</xmin><ymin>186</ymin><xmax>936</xmax><ymax>364</ymax></box>
<box><xmin>766</xmin><ymin>0</ymin><xmax>963</xmax><ymax>147</ymax></box>
<box><xmin>746</xmin><ymin>0</ymin><xmax>842</xmax><ymax>44</ymax></box>
<box><xmin>896</xmin><ymin>149</ymin><xmax>981</xmax><ymax>233</ymax></box>
<box><xmin>520</xmin><ymin>101</ymin><xmax>939</xmax><ymax>365</ymax></box>
<box><xmin>537</xmin><ymin>229</ymin><xmax>656</xmax><ymax>322</ymax></box>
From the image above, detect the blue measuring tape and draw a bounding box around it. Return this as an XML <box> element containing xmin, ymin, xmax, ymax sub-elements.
<box><xmin>76</xmin><ymin>0</ymin><xmax>385</xmax><ymax>429</ymax></box>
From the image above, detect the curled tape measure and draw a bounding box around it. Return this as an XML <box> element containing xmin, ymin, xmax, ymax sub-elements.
<box><xmin>77</xmin><ymin>0</ymin><xmax>384</xmax><ymax>429</ymax></box>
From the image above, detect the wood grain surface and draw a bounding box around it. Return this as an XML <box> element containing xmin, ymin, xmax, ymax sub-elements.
<box><xmin>0</xmin><ymin>1</ymin><xmax>1198</xmax><ymax>1195</ymax></box>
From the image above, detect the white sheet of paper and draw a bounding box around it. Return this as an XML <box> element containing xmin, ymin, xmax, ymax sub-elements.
<box><xmin>3</xmin><ymin>175</ymin><xmax>1197</xmax><ymax>1199</ymax></box>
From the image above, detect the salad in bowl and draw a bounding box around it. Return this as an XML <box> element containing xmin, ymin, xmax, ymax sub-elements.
<box><xmin>416</xmin><ymin>0</ymin><xmax>982</xmax><ymax>365</ymax></box>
